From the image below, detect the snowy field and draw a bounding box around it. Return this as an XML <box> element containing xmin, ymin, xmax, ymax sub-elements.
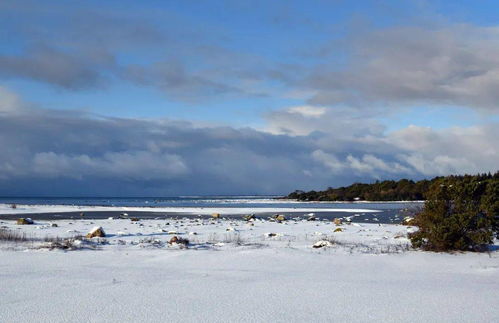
<box><xmin>0</xmin><ymin>203</ymin><xmax>380</xmax><ymax>215</ymax></box>
<box><xmin>1</xmin><ymin>216</ymin><xmax>498</xmax><ymax>322</ymax></box>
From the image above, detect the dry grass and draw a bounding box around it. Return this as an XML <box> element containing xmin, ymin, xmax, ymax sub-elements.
<box><xmin>0</xmin><ymin>228</ymin><xmax>29</xmax><ymax>242</ymax></box>
<box><xmin>0</xmin><ymin>228</ymin><xmax>100</xmax><ymax>250</ymax></box>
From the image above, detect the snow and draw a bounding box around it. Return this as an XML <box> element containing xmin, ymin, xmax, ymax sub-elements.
<box><xmin>0</xmin><ymin>217</ymin><xmax>498</xmax><ymax>322</ymax></box>
<box><xmin>0</xmin><ymin>203</ymin><xmax>381</xmax><ymax>215</ymax></box>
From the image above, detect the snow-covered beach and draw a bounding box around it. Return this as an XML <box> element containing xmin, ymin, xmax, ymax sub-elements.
<box><xmin>0</xmin><ymin>203</ymin><xmax>381</xmax><ymax>216</ymax></box>
<box><xmin>1</xmin><ymin>216</ymin><xmax>498</xmax><ymax>322</ymax></box>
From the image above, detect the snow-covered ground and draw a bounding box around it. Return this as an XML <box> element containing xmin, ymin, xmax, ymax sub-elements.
<box><xmin>1</xmin><ymin>217</ymin><xmax>498</xmax><ymax>322</ymax></box>
<box><xmin>0</xmin><ymin>203</ymin><xmax>380</xmax><ymax>215</ymax></box>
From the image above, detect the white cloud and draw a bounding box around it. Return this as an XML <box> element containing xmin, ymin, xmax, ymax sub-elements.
<box><xmin>0</xmin><ymin>86</ymin><xmax>22</xmax><ymax>114</ymax></box>
<box><xmin>306</xmin><ymin>25</ymin><xmax>499</xmax><ymax>113</ymax></box>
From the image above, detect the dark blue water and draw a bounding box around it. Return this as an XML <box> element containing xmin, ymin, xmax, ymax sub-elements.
<box><xmin>0</xmin><ymin>196</ymin><xmax>419</xmax><ymax>209</ymax></box>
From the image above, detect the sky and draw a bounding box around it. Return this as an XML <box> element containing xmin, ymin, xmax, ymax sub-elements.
<box><xmin>0</xmin><ymin>0</ymin><xmax>498</xmax><ymax>196</ymax></box>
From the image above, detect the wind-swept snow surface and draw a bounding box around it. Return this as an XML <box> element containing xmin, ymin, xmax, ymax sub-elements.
<box><xmin>0</xmin><ymin>203</ymin><xmax>380</xmax><ymax>215</ymax></box>
<box><xmin>0</xmin><ymin>218</ymin><xmax>498</xmax><ymax>322</ymax></box>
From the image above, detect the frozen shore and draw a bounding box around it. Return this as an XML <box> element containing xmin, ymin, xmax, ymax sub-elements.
<box><xmin>0</xmin><ymin>203</ymin><xmax>381</xmax><ymax>215</ymax></box>
<box><xmin>1</xmin><ymin>217</ymin><xmax>498</xmax><ymax>322</ymax></box>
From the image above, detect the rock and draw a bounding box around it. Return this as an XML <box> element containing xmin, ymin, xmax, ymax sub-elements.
<box><xmin>169</xmin><ymin>235</ymin><xmax>189</xmax><ymax>246</ymax></box>
<box><xmin>16</xmin><ymin>218</ymin><xmax>33</xmax><ymax>225</ymax></box>
<box><xmin>243</xmin><ymin>214</ymin><xmax>256</xmax><ymax>221</ymax></box>
<box><xmin>307</xmin><ymin>215</ymin><xmax>317</xmax><ymax>221</ymax></box>
<box><xmin>333</xmin><ymin>218</ymin><xmax>342</xmax><ymax>226</ymax></box>
<box><xmin>313</xmin><ymin>240</ymin><xmax>333</xmax><ymax>248</ymax></box>
<box><xmin>130</xmin><ymin>218</ymin><xmax>140</xmax><ymax>222</ymax></box>
<box><xmin>211</xmin><ymin>213</ymin><xmax>221</xmax><ymax>219</ymax></box>
<box><xmin>274</xmin><ymin>214</ymin><xmax>286</xmax><ymax>222</ymax></box>
<box><xmin>402</xmin><ymin>216</ymin><xmax>415</xmax><ymax>225</ymax></box>
<box><xmin>86</xmin><ymin>226</ymin><xmax>106</xmax><ymax>238</ymax></box>
<box><xmin>334</xmin><ymin>227</ymin><xmax>343</xmax><ymax>232</ymax></box>
<box><xmin>50</xmin><ymin>223</ymin><xmax>58</xmax><ymax>227</ymax></box>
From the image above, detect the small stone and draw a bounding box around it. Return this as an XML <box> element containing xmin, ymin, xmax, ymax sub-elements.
<box><xmin>86</xmin><ymin>226</ymin><xmax>106</xmax><ymax>238</ymax></box>
<box><xmin>16</xmin><ymin>218</ymin><xmax>33</xmax><ymax>225</ymax></box>
<box><xmin>313</xmin><ymin>240</ymin><xmax>333</xmax><ymax>248</ymax></box>
<box><xmin>169</xmin><ymin>236</ymin><xmax>189</xmax><ymax>246</ymax></box>
<box><xmin>274</xmin><ymin>214</ymin><xmax>286</xmax><ymax>222</ymax></box>
<box><xmin>402</xmin><ymin>217</ymin><xmax>414</xmax><ymax>225</ymax></box>
<box><xmin>243</xmin><ymin>214</ymin><xmax>256</xmax><ymax>221</ymax></box>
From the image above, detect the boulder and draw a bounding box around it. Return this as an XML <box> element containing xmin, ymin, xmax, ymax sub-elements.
<box><xmin>274</xmin><ymin>214</ymin><xmax>286</xmax><ymax>222</ymax></box>
<box><xmin>307</xmin><ymin>215</ymin><xmax>317</xmax><ymax>221</ymax></box>
<box><xmin>130</xmin><ymin>217</ymin><xmax>140</xmax><ymax>222</ymax></box>
<box><xmin>402</xmin><ymin>216</ymin><xmax>414</xmax><ymax>225</ymax></box>
<box><xmin>211</xmin><ymin>213</ymin><xmax>221</xmax><ymax>219</ymax></box>
<box><xmin>333</xmin><ymin>218</ymin><xmax>342</xmax><ymax>226</ymax></box>
<box><xmin>313</xmin><ymin>240</ymin><xmax>333</xmax><ymax>248</ymax></box>
<box><xmin>50</xmin><ymin>223</ymin><xmax>58</xmax><ymax>227</ymax></box>
<box><xmin>86</xmin><ymin>226</ymin><xmax>106</xmax><ymax>238</ymax></box>
<box><xmin>334</xmin><ymin>227</ymin><xmax>343</xmax><ymax>232</ymax></box>
<box><xmin>16</xmin><ymin>218</ymin><xmax>33</xmax><ymax>225</ymax></box>
<box><xmin>243</xmin><ymin>214</ymin><xmax>256</xmax><ymax>221</ymax></box>
<box><xmin>169</xmin><ymin>235</ymin><xmax>189</xmax><ymax>246</ymax></box>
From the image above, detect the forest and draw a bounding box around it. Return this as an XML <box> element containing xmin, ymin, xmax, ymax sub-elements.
<box><xmin>286</xmin><ymin>172</ymin><xmax>499</xmax><ymax>202</ymax></box>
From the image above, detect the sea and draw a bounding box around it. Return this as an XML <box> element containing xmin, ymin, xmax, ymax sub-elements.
<box><xmin>0</xmin><ymin>196</ymin><xmax>422</xmax><ymax>224</ymax></box>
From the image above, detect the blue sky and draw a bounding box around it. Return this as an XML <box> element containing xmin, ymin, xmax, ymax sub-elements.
<box><xmin>2</xmin><ymin>0</ymin><xmax>496</xmax><ymax>127</ymax></box>
<box><xmin>0</xmin><ymin>0</ymin><xmax>498</xmax><ymax>195</ymax></box>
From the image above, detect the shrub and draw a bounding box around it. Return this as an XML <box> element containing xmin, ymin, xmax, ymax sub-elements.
<box><xmin>410</xmin><ymin>176</ymin><xmax>496</xmax><ymax>252</ymax></box>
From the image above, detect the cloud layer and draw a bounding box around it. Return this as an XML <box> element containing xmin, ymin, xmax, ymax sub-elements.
<box><xmin>0</xmin><ymin>88</ymin><xmax>497</xmax><ymax>196</ymax></box>
<box><xmin>305</xmin><ymin>25</ymin><xmax>499</xmax><ymax>112</ymax></box>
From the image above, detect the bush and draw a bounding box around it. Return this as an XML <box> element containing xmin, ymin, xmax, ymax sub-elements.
<box><xmin>410</xmin><ymin>176</ymin><xmax>497</xmax><ymax>252</ymax></box>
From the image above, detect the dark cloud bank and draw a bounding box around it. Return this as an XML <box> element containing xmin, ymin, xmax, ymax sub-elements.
<box><xmin>1</xmin><ymin>88</ymin><xmax>497</xmax><ymax>196</ymax></box>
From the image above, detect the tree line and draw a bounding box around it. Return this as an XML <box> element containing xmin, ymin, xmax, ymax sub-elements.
<box><xmin>286</xmin><ymin>172</ymin><xmax>498</xmax><ymax>202</ymax></box>
<box><xmin>287</xmin><ymin>172</ymin><xmax>499</xmax><ymax>251</ymax></box>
